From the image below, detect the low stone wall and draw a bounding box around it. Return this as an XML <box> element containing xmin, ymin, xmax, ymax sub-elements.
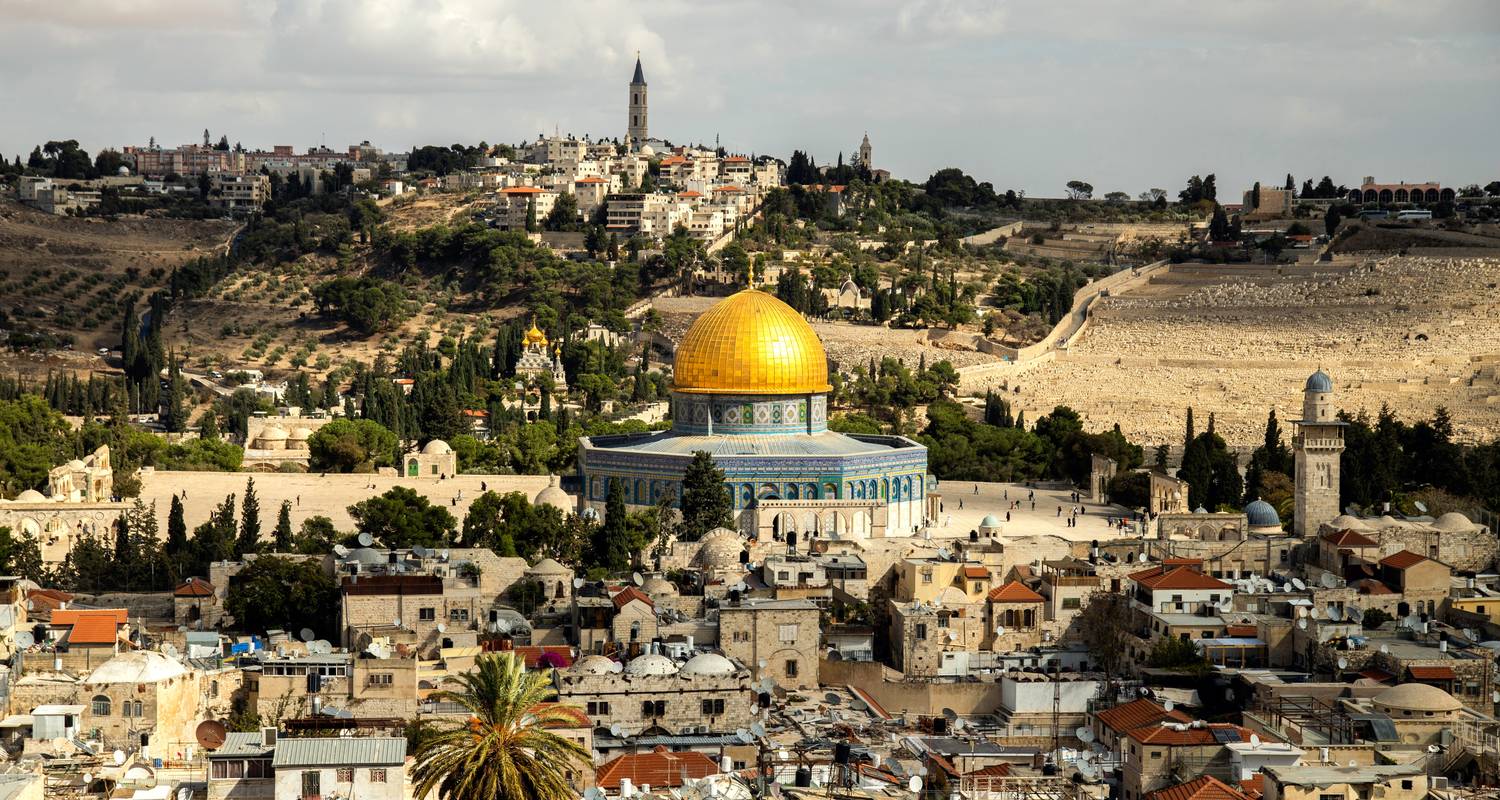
<box><xmin>820</xmin><ymin>659</ymin><xmax>1008</xmax><ymax>715</ymax></box>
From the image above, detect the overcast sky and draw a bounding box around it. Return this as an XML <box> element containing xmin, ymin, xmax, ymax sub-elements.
<box><xmin>2</xmin><ymin>0</ymin><xmax>1496</xmax><ymax>196</ymax></box>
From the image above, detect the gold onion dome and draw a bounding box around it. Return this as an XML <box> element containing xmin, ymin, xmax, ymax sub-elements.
<box><xmin>673</xmin><ymin>289</ymin><xmax>830</xmax><ymax>395</ymax></box>
<box><xmin>523</xmin><ymin>319</ymin><xmax>548</xmax><ymax>347</ymax></box>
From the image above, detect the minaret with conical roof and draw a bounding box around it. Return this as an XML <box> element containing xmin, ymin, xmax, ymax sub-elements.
<box><xmin>628</xmin><ymin>53</ymin><xmax>648</xmax><ymax>144</ymax></box>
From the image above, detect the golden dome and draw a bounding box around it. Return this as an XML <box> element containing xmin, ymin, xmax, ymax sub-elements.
<box><xmin>523</xmin><ymin>319</ymin><xmax>548</xmax><ymax>348</ymax></box>
<box><xmin>673</xmin><ymin>289</ymin><xmax>830</xmax><ymax>395</ymax></box>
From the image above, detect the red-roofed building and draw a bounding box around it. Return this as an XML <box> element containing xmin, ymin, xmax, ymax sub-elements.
<box><xmin>608</xmin><ymin>586</ymin><xmax>658</xmax><ymax>646</ymax></box>
<box><xmin>1124</xmin><ymin>724</ymin><xmax>1268</xmax><ymax>800</ymax></box>
<box><xmin>1405</xmin><ymin>664</ymin><xmax>1457</xmax><ymax>694</ymax></box>
<box><xmin>496</xmin><ymin>185</ymin><xmax>559</xmax><ymax>230</ymax></box>
<box><xmin>1092</xmin><ymin>698</ymin><xmax>1192</xmax><ymax>751</ymax></box>
<box><xmin>173</xmin><ymin>577</ymin><xmax>221</xmax><ymax>628</ymax></box>
<box><xmin>1128</xmin><ymin>565</ymin><xmax>1232</xmax><ymax>613</ymax></box>
<box><xmin>26</xmin><ymin>587</ymin><xmax>73</xmax><ymax>617</ymax></box>
<box><xmin>1146</xmin><ymin>775</ymin><xmax>1253</xmax><ymax>800</ymax></box>
<box><xmin>48</xmin><ymin>608</ymin><xmax>128</xmax><ymax>671</ymax></box>
<box><xmin>986</xmin><ymin>581</ymin><xmax>1044</xmax><ymax>650</ymax></box>
<box><xmin>596</xmin><ymin>748</ymin><xmax>720</xmax><ymax>791</ymax></box>
<box><xmin>1377</xmin><ymin>550</ymin><xmax>1450</xmax><ymax>610</ymax></box>
<box><xmin>1319</xmin><ymin>527</ymin><xmax>1379</xmax><ymax>573</ymax></box>
<box><xmin>512</xmin><ymin>645</ymin><xmax>575</xmax><ymax>669</ymax></box>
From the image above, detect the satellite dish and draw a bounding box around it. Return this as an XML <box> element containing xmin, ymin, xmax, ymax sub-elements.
<box><xmin>825</xmin><ymin>693</ymin><xmax>842</xmax><ymax>706</ymax></box>
<box><xmin>82</xmin><ymin>774</ymin><xmax>93</xmax><ymax>785</ymax></box>
<box><xmin>1282</xmin><ymin>583</ymin><xmax>1293</xmax><ymax>593</ymax></box>
<box><xmin>436</xmin><ymin>623</ymin><xmax>446</xmax><ymax>634</ymax></box>
<box><xmin>942</xmin><ymin>708</ymin><xmax>958</xmax><ymax>720</ymax></box>
<box><xmin>610</xmin><ymin>723</ymin><xmax>625</xmax><ymax>737</ymax></box>
<box><xmin>750</xmin><ymin>722</ymin><xmax>766</xmax><ymax>738</ymax></box>
<box><xmin>760</xmin><ymin>678</ymin><xmax>777</xmax><ymax>693</ymax></box>
<box><xmin>632</xmin><ymin>572</ymin><xmax>643</xmax><ymax>586</ymax></box>
<box><xmin>995</xmin><ymin>625</ymin><xmax>1006</xmax><ymax>636</ymax></box>
<box><xmin>757</xmin><ymin>659</ymin><xmax>768</xmax><ymax>669</ymax></box>
<box><xmin>163</xmin><ymin>643</ymin><xmax>179</xmax><ymax>658</ymax></box>
<box><xmin>1321</xmin><ymin>572</ymin><xmax>1338</xmax><ymax>588</ymax></box>
<box><xmin>585</xmin><ymin>789</ymin><xmax>605</xmax><ymax>800</ymax></box>
<box><xmin>333</xmin><ymin>544</ymin><xmax>349</xmax><ymax>557</ymax></box>
<box><xmin>13</xmin><ymin>631</ymin><xmax>33</xmax><ymax>648</ymax></box>
<box><xmin>1298</xmin><ymin>618</ymin><xmax>1308</xmax><ymax>629</ymax></box>
<box><xmin>1292</xmin><ymin>578</ymin><xmax>1306</xmax><ymax>591</ymax></box>
<box><xmin>1492</xmin><ymin>691</ymin><xmax>1500</xmax><ymax>705</ymax></box>
<box><xmin>1349</xmin><ymin>607</ymin><xmax>1364</xmax><ymax>623</ymax></box>
<box><xmin>1250</xmin><ymin>734</ymin><xmax>1261</xmax><ymax>747</ymax></box>
<box><xmin>195</xmin><ymin>720</ymin><xmax>228</xmax><ymax>750</ymax></box>
<box><xmin>1163</xmin><ymin>700</ymin><xmax>1174</xmax><ymax>712</ymax></box>
<box><xmin>908</xmin><ymin>777</ymin><xmax>923</xmax><ymax>793</ymax></box>
<box><xmin>358</xmin><ymin>532</ymin><xmax>374</xmax><ymax>547</ymax></box>
<box><xmin>113</xmin><ymin>749</ymin><xmax>126</xmax><ymax>766</ymax></box>
<box><xmin>946</xmin><ymin>630</ymin><xmax>957</xmax><ymax>641</ymax></box>
<box><xmin>1330</xmin><ymin>606</ymin><xmax>1345</xmax><ymax>622</ymax></box>
<box><xmin>1414</xmin><ymin>501</ymin><xmax>1429</xmax><ymax>513</ymax></box>
<box><xmin>1079</xmin><ymin>762</ymin><xmax>1098</xmax><ymax>780</ymax></box>
<box><xmin>573</xmin><ymin>578</ymin><xmax>586</xmax><ymax>588</ymax></box>
<box><xmin>1138</xmin><ymin>552</ymin><xmax>1149</xmax><ymax>563</ymax></box>
<box><xmin>736</xmin><ymin>730</ymin><xmax>753</xmax><ymax>744</ymax></box>
<box><xmin>1337</xmin><ymin>657</ymin><xmax>1349</xmax><ymax>670</ymax></box>
<box><xmin>1428</xmin><ymin>744</ymin><xmax>1441</xmax><ymax>754</ymax></box>
<box><xmin>1077</xmin><ymin>727</ymin><xmax>1095</xmax><ymax>743</ymax></box>
<box><xmin>300</xmin><ymin>628</ymin><xmax>316</xmax><ymax>642</ymax></box>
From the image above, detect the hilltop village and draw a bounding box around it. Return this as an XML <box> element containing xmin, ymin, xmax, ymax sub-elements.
<box><xmin>1</xmin><ymin>54</ymin><xmax>1500</xmax><ymax>800</ymax></box>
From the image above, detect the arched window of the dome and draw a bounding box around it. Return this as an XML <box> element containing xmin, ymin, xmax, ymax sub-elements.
<box><xmin>803</xmin><ymin>483</ymin><xmax>817</xmax><ymax>500</ymax></box>
<box><xmin>785</xmin><ymin>484</ymin><xmax>799</xmax><ymax>500</ymax></box>
<box><xmin>824</xmin><ymin>482</ymin><xmax>839</xmax><ymax>499</ymax></box>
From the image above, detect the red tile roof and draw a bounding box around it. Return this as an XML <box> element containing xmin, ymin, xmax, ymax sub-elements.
<box><xmin>611</xmin><ymin>586</ymin><xmax>655</xmax><ymax>610</ymax></box>
<box><xmin>1146</xmin><ymin>775</ymin><xmax>1253</xmax><ymax>800</ymax></box>
<box><xmin>27</xmin><ymin>588</ymin><xmax>73</xmax><ymax>615</ymax></box>
<box><xmin>1378</xmin><ymin>550</ymin><xmax>1427</xmax><ymax>569</ymax></box>
<box><xmin>575</xmin><ymin>177</ymin><xmax>606</xmax><ymax>184</ymax></box>
<box><xmin>987</xmin><ymin>581</ymin><xmax>1044</xmax><ymax>603</ymax></box>
<box><xmin>501</xmin><ymin>186</ymin><xmax>545</xmax><ymax>194</ymax></box>
<box><xmin>1127</xmin><ymin>723</ymin><xmax>1257</xmax><ymax>746</ymax></box>
<box><xmin>1239</xmin><ymin>774</ymin><xmax>1265</xmax><ymax>798</ymax></box>
<box><xmin>1129</xmin><ymin>565</ymin><xmax>1232</xmax><ymax>591</ymax></box>
<box><xmin>54</xmin><ymin>609</ymin><xmax>127</xmax><ymax>646</ymax></box>
<box><xmin>173</xmin><ymin>577</ymin><xmax>214</xmax><ymax>598</ymax></box>
<box><xmin>677</xmin><ymin>190</ymin><xmax>702</xmax><ymax>198</ymax></box>
<box><xmin>722</xmin><ymin>156</ymin><xmax>750</xmax><ymax>163</ymax></box>
<box><xmin>596</xmin><ymin>748</ymin><xmax>719</xmax><ymax>790</ymax></box>
<box><xmin>964</xmin><ymin>764</ymin><xmax>1014</xmax><ymax>778</ymax></box>
<box><xmin>712</xmin><ymin>185</ymin><xmax>744</xmax><ymax>192</ymax></box>
<box><xmin>1095</xmin><ymin>698</ymin><xmax>1191</xmax><ymax>734</ymax></box>
<box><xmin>1226</xmin><ymin>624</ymin><xmax>1258</xmax><ymax>638</ymax></box>
<box><xmin>1321</xmin><ymin>529</ymin><xmax>1377</xmax><ymax>547</ymax></box>
<box><xmin>513</xmin><ymin>645</ymin><xmax>575</xmax><ymax>669</ymax></box>
<box><xmin>1353</xmin><ymin>579</ymin><xmax>1394</xmax><ymax>595</ymax></box>
<box><xmin>1358</xmin><ymin>669</ymin><xmax>1395</xmax><ymax>683</ymax></box>
<box><xmin>1408</xmin><ymin>665</ymin><xmax>1456</xmax><ymax>681</ymax></box>
<box><xmin>963</xmin><ymin>566</ymin><xmax>990</xmax><ymax>580</ymax></box>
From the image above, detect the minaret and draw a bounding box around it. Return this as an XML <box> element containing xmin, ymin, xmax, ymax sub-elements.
<box><xmin>1292</xmin><ymin>369</ymin><xmax>1345</xmax><ymax>536</ymax></box>
<box><xmin>628</xmin><ymin>53</ymin><xmax>648</xmax><ymax>144</ymax></box>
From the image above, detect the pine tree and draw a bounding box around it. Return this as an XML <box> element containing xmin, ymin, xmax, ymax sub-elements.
<box><xmin>679</xmin><ymin>450</ymin><xmax>733</xmax><ymax>542</ymax></box>
<box><xmin>274</xmin><ymin>501</ymin><xmax>294</xmax><ymax>552</ymax></box>
<box><xmin>1183</xmin><ymin>407</ymin><xmax>1195</xmax><ymax>453</ymax></box>
<box><xmin>237</xmin><ymin>478</ymin><xmax>261</xmax><ymax>556</ymax></box>
<box><xmin>1206</xmin><ymin>411</ymin><xmax>1216</xmax><ymax>437</ymax></box>
<box><xmin>593</xmin><ymin>479</ymin><xmax>630</xmax><ymax>571</ymax></box>
<box><xmin>165</xmin><ymin>350</ymin><xmax>187</xmax><ymax>432</ymax></box>
<box><xmin>198</xmin><ymin>409</ymin><xmax>220</xmax><ymax>441</ymax></box>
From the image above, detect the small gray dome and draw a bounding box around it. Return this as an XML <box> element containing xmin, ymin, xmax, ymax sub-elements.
<box><xmin>1305</xmin><ymin>370</ymin><xmax>1332</xmax><ymax>393</ymax></box>
<box><xmin>979</xmin><ymin>514</ymin><xmax>1001</xmax><ymax>528</ymax></box>
<box><xmin>1245</xmin><ymin>499</ymin><xmax>1281</xmax><ymax>528</ymax></box>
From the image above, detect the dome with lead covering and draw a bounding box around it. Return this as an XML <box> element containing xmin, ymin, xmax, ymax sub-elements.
<box><xmin>1305</xmin><ymin>370</ymin><xmax>1332</xmax><ymax>393</ymax></box>
<box><xmin>1245</xmin><ymin>499</ymin><xmax>1281</xmax><ymax>529</ymax></box>
<box><xmin>624</xmin><ymin>653</ymin><xmax>678</xmax><ymax>677</ymax></box>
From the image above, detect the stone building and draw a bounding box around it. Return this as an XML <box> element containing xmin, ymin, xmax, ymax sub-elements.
<box><xmin>339</xmin><ymin>572</ymin><xmax>483</xmax><ymax>658</ymax></box>
<box><xmin>717</xmin><ymin>598</ymin><xmax>820</xmax><ymax>690</ymax></box>
<box><xmin>173</xmin><ymin>577</ymin><xmax>222</xmax><ymax>628</ymax></box>
<box><xmin>1121</xmin><ymin>722</ymin><xmax>1265</xmax><ymax>800</ymax></box>
<box><xmin>514</xmin><ymin>322</ymin><xmax>568</xmax><ymax>391</ymax></box>
<box><xmin>242</xmin><ymin>650</ymin><xmax>418</xmax><ymax>722</ymax></box>
<box><xmin>271</xmin><ymin>737</ymin><xmax>407</xmax><ymax>800</ymax></box>
<box><xmin>1316</xmin><ymin>511</ymin><xmax>1495</xmax><ymax>573</ymax></box>
<box><xmin>1263</xmin><ymin>764</ymin><xmax>1428</xmax><ymax>800</ymax></box>
<box><xmin>242</xmin><ymin>415</ymin><xmax>332</xmax><ymax>470</ymax></box>
<box><xmin>0</xmin><ymin>446</ymin><xmax>124</xmax><ymax>565</ymax></box>
<box><xmin>1293</xmin><ymin>370</ymin><xmax>1345</xmax><ymax>537</ymax></box>
<box><xmin>1339</xmin><ymin>683</ymin><xmax>1464</xmax><ymax>747</ymax></box>
<box><xmin>401</xmin><ymin>439</ymin><xmax>457</xmax><ymax>478</ymax></box>
<box><xmin>1149</xmin><ymin>472</ymin><xmax>1188</xmax><ymax>515</ymax></box>
<box><xmin>985</xmin><ymin>581</ymin><xmax>1046</xmax><ymax>651</ymax></box>
<box><xmin>554</xmin><ymin>651</ymin><xmax>754</xmax><ymax>737</ymax></box>
<box><xmin>79</xmin><ymin>651</ymin><xmax>235</xmax><ymax>752</ymax></box>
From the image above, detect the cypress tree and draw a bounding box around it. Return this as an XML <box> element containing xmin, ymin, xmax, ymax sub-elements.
<box><xmin>274</xmin><ymin>501</ymin><xmax>294</xmax><ymax>552</ymax></box>
<box><xmin>237</xmin><ymin>478</ymin><xmax>261</xmax><ymax>556</ymax></box>
<box><xmin>167</xmin><ymin>494</ymin><xmax>188</xmax><ymax>555</ymax></box>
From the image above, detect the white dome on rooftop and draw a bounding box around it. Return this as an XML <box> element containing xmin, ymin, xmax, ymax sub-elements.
<box><xmin>422</xmin><ymin>439</ymin><xmax>453</xmax><ymax>455</ymax></box>
<box><xmin>624</xmin><ymin>653</ymin><xmax>678</xmax><ymax>677</ymax></box>
<box><xmin>85</xmin><ymin>651</ymin><xmax>186</xmax><ymax>685</ymax></box>
<box><xmin>680</xmin><ymin>652</ymin><xmax>737</xmax><ymax>677</ymax></box>
<box><xmin>1434</xmin><ymin>511</ymin><xmax>1472</xmax><ymax>531</ymax></box>
<box><xmin>1330</xmin><ymin>515</ymin><xmax>1370</xmax><ymax>531</ymax></box>
<box><xmin>527</xmin><ymin>557</ymin><xmax>571</xmax><ymax>575</ymax></box>
<box><xmin>569</xmin><ymin>655</ymin><xmax>622</xmax><ymax>675</ymax></box>
<box><xmin>15</xmin><ymin>489</ymin><xmax>47</xmax><ymax>503</ymax></box>
<box><xmin>641</xmin><ymin>576</ymin><xmax>678</xmax><ymax>597</ymax></box>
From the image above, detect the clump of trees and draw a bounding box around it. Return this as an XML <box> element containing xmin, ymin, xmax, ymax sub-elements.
<box><xmin>310</xmin><ymin>276</ymin><xmax>409</xmax><ymax>334</ymax></box>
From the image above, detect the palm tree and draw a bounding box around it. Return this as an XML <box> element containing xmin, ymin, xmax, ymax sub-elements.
<box><xmin>412</xmin><ymin>652</ymin><xmax>589</xmax><ymax>800</ymax></box>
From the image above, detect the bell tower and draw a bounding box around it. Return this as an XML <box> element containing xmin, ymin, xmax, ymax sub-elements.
<box><xmin>628</xmin><ymin>54</ymin><xmax>648</xmax><ymax>144</ymax></box>
<box><xmin>1293</xmin><ymin>369</ymin><xmax>1345</xmax><ymax>536</ymax></box>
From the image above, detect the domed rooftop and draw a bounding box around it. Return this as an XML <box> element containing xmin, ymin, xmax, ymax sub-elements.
<box><xmin>1245</xmin><ymin>499</ymin><xmax>1282</xmax><ymax>528</ymax></box>
<box><xmin>15</xmin><ymin>489</ymin><xmax>47</xmax><ymax>503</ymax></box>
<box><xmin>85</xmin><ymin>651</ymin><xmax>187</xmax><ymax>685</ymax></box>
<box><xmin>624</xmin><ymin>653</ymin><xmax>678</xmax><ymax>677</ymax></box>
<box><xmin>935</xmin><ymin>586</ymin><xmax>970</xmax><ymax>606</ymax></box>
<box><xmin>1194</xmin><ymin>506</ymin><xmax>1209</xmax><ymax>515</ymax></box>
<box><xmin>259</xmin><ymin>425</ymin><xmax>288</xmax><ymax>440</ymax></box>
<box><xmin>1305</xmin><ymin>369</ymin><xmax>1333</xmax><ymax>393</ymax></box>
<box><xmin>346</xmin><ymin>547</ymin><xmax>384</xmax><ymax>565</ymax></box>
<box><xmin>422</xmin><ymin>439</ymin><xmax>453</xmax><ymax>455</ymax></box>
<box><xmin>639</xmin><ymin>144</ymin><xmax>656</xmax><ymax>157</ymax></box>
<box><xmin>523</xmin><ymin>321</ymin><xmax>548</xmax><ymax>348</ymax></box>
<box><xmin>673</xmin><ymin>289</ymin><xmax>830</xmax><ymax>396</ymax></box>
<box><xmin>1434</xmin><ymin>511</ymin><xmax>1473</xmax><ymax>531</ymax></box>
<box><xmin>641</xmin><ymin>576</ymin><xmax>678</xmax><ymax>597</ymax></box>
<box><xmin>1330</xmin><ymin>514</ymin><xmax>1371</xmax><ymax>531</ymax></box>
<box><xmin>680</xmin><ymin>652</ymin><xmax>737</xmax><ymax>677</ymax></box>
<box><xmin>527</xmin><ymin>557</ymin><xmax>571</xmax><ymax>575</ymax></box>
<box><xmin>67</xmin><ymin>459</ymin><xmax>86</xmax><ymax>470</ymax></box>
<box><xmin>569</xmin><ymin>654</ymin><xmax>622</xmax><ymax>675</ymax></box>
<box><xmin>1373</xmin><ymin>683</ymin><xmax>1462</xmax><ymax>712</ymax></box>
<box><xmin>534</xmin><ymin>476</ymin><xmax>572</xmax><ymax>514</ymax></box>
<box><xmin>695</xmin><ymin>530</ymin><xmax>744</xmax><ymax>568</ymax></box>
<box><xmin>979</xmin><ymin>514</ymin><xmax>1001</xmax><ymax>529</ymax></box>
<box><xmin>289</xmin><ymin>427</ymin><xmax>313</xmax><ymax>440</ymax></box>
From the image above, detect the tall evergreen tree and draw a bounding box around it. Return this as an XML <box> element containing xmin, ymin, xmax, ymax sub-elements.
<box><xmin>274</xmin><ymin>500</ymin><xmax>294</xmax><ymax>552</ymax></box>
<box><xmin>592</xmin><ymin>479</ymin><xmax>630</xmax><ymax>571</ymax></box>
<box><xmin>165</xmin><ymin>350</ymin><xmax>187</xmax><ymax>433</ymax></box>
<box><xmin>1183</xmin><ymin>407</ymin><xmax>1195</xmax><ymax>454</ymax></box>
<box><xmin>237</xmin><ymin>478</ymin><xmax>261</xmax><ymax>556</ymax></box>
<box><xmin>678</xmin><ymin>450</ymin><xmax>733</xmax><ymax>542</ymax></box>
<box><xmin>167</xmin><ymin>494</ymin><xmax>188</xmax><ymax>555</ymax></box>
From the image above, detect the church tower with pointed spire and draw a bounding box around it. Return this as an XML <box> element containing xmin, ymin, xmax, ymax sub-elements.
<box><xmin>628</xmin><ymin>54</ymin><xmax>649</xmax><ymax>144</ymax></box>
